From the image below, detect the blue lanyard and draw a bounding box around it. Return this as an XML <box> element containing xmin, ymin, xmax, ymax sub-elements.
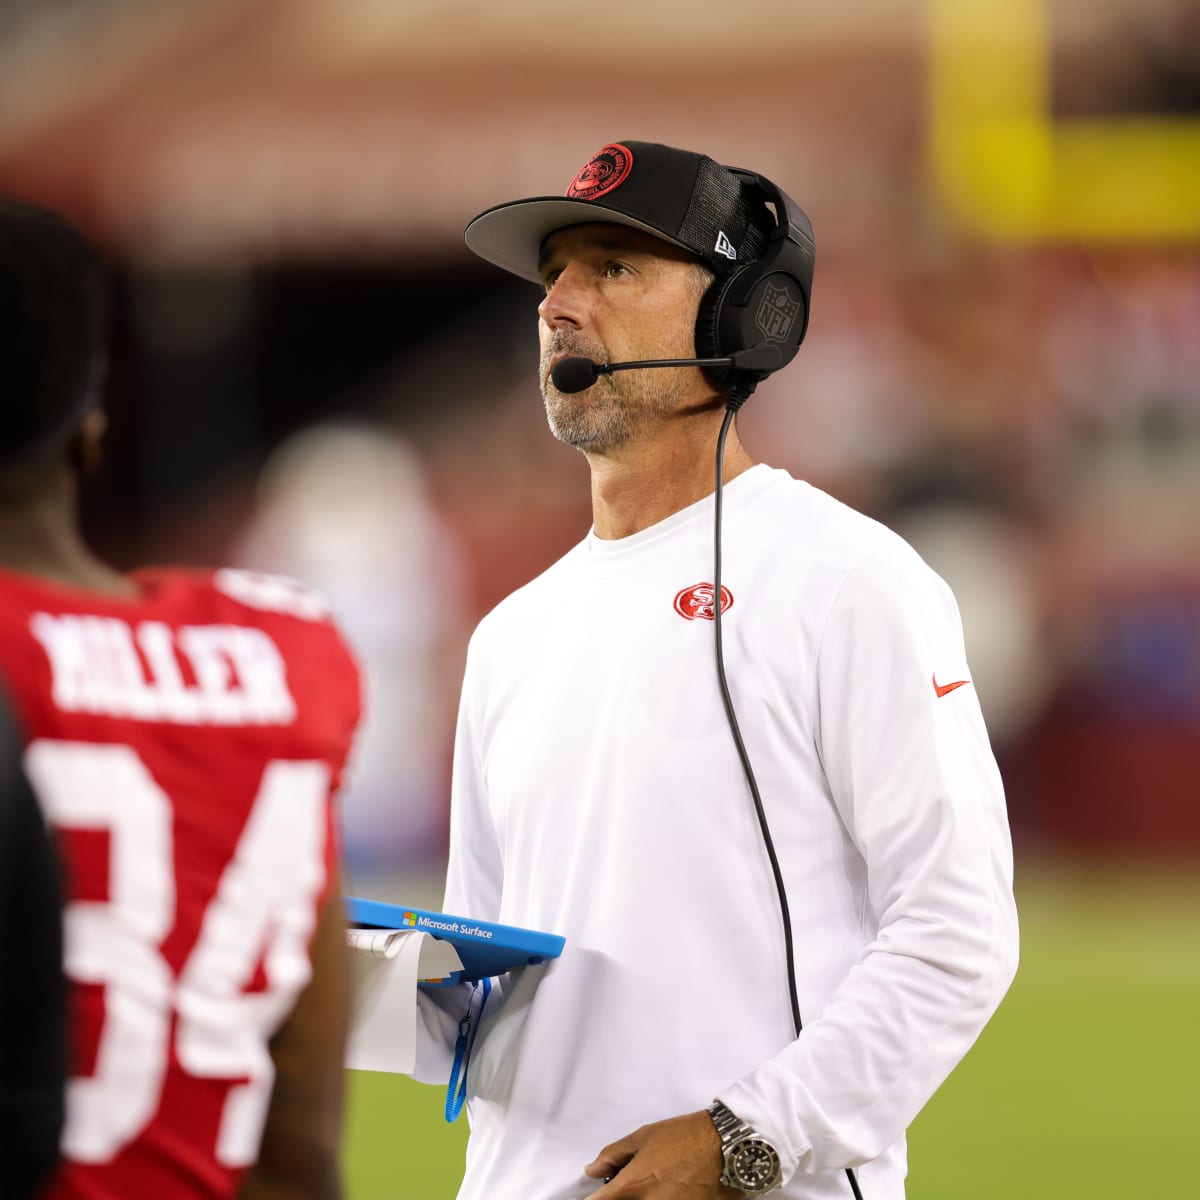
<box><xmin>444</xmin><ymin>976</ymin><xmax>491</xmax><ymax>1123</ymax></box>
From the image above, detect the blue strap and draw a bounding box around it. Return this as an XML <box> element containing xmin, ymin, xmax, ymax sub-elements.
<box><xmin>444</xmin><ymin>976</ymin><xmax>491</xmax><ymax>1123</ymax></box>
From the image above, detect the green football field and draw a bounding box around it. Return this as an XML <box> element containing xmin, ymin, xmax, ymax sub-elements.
<box><xmin>342</xmin><ymin>859</ymin><xmax>1200</xmax><ymax>1199</ymax></box>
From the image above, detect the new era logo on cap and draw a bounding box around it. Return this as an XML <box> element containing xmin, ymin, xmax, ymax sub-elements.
<box><xmin>714</xmin><ymin>231</ymin><xmax>737</xmax><ymax>260</ymax></box>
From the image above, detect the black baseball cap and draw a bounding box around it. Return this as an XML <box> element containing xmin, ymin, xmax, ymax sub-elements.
<box><xmin>464</xmin><ymin>140</ymin><xmax>772</xmax><ymax>284</ymax></box>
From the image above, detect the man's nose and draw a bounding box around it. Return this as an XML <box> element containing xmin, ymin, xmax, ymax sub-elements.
<box><xmin>538</xmin><ymin>264</ymin><xmax>591</xmax><ymax>330</ymax></box>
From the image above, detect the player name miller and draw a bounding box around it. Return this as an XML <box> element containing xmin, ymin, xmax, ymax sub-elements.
<box><xmin>30</xmin><ymin>613</ymin><xmax>297</xmax><ymax>725</ymax></box>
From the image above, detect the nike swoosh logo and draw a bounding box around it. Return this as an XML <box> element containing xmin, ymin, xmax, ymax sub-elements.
<box><xmin>932</xmin><ymin>674</ymin><xmax>971</xmax><ymax>698</ymax></box>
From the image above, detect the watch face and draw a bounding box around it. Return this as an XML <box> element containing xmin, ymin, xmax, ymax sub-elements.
<box><xmin>730</xmin><ymin>1138</ymin><xmax>782</xmax><ymax>1190</ymax></box>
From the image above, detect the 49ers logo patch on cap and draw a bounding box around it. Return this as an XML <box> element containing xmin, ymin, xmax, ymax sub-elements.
<box><xmin>566</xmin><ymin>143</ymin><xmax>633</xmax><ymax>201</ymax></box>
<box><xmin>674</xmin><ymin>582</ymin><xmax>733</xmax><ymax>622</ymax></box>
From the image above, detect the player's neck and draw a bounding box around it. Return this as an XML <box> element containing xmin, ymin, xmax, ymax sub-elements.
<box><xmin>586</xmin><ymin>422</ymin><xmax>755</xmax><ymax>541</ymax></box>
<box><xmin>0</xmin><ymin>469</ymin><xmax>135</xmax><ymax>597</ymax></box>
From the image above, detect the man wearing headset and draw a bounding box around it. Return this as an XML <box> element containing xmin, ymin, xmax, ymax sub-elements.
<box><xmin>415</xmin><ymin>141</ymin><xmax>1019</xmax><ymax>1200</ymax></box>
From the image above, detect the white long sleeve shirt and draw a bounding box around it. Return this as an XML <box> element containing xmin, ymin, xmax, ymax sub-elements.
<box><xmin>415</xmin><ymin>465</ymin><xmax>1018</xmax><ymax>1200</ymax></box>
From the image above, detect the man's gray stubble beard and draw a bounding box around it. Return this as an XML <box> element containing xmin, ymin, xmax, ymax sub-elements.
<box><xmin>540</xmin><ymin>365</ymin><xmax>692</xmax><ymax>453</ymax></box>
<box><xmin>542</xmin><ymin>375</ymin><xmax>636</xmax><ymax>452</ymax></box>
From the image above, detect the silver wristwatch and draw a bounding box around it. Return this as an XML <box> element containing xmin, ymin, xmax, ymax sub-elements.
<box><xmin>706</xmin><ymin>1099</ymin><xmax>783</xmax><ymax>1196</ymax></box>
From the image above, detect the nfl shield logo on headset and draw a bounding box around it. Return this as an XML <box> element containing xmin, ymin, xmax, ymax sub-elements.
<box><xmin>754</xmin><ymin>283</ymin><xmax>803</xmax><ymax>343</ymax></box>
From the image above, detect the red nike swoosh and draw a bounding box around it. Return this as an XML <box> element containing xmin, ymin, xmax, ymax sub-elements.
<box><xmin>932</xmin><ymin>674</ymin><xmax>970</xmax><ymax>698</ymax></box>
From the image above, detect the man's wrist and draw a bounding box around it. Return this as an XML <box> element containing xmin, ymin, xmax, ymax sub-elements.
<box><xmin>696</xmin><ymin>1105</ymin><xmax>725</xmax><ymax>1178</ymax></box>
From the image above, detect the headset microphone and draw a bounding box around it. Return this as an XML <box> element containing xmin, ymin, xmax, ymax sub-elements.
<box><xmin>550</xmin><ymin>346</ymin><xmax>783</xmax><ymax>396</ymax></box>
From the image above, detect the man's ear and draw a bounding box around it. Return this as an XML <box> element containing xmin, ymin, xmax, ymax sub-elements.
<box><xmin>73</xmin><ymin>408</ymin><xmax>108</xmax><ymax>479</ymax></box>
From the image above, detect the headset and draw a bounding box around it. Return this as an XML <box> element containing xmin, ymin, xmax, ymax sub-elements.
<box><xmin>693</xmin><ymin>167</ymin><xmax>816</xmax><ymax>398</ymax></box>
<box><xmin>549</xmin><ymin>167</ymin><xmax>815</xmax><ymax>400</ymax></box>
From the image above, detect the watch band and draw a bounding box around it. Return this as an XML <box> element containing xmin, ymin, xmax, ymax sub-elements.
<box><xmin>708</xmin><ymin>1098</ymin><xmax>751</xmax><ymax>1147</ymax></box>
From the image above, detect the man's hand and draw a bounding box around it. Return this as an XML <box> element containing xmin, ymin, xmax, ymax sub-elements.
<box><xmin>583</xmin><ymin>1110</ymin><xmax>742</xmax><ymax>1198</ymax></box>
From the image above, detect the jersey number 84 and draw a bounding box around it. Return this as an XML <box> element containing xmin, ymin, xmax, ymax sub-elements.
<box><xmin>25</xmin><ymin>739</ymin><xmax>331</xmax><ymax>1167</ymax></box>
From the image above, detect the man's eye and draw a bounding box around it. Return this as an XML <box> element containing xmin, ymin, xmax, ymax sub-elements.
<box><xmin>542</xmin><ymin>270</ymin><xmax>562</xmax><ymax>292</ymax></box>
<box><xmin>602</xmin><ymin>261</ymin><xmax>631</xmax><ymax>278</ymax></box>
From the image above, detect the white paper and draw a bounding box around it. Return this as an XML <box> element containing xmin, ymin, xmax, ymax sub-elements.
<box><xmin>345</xmin><ymin>928</ymin><xmax>463</xmax><ymax>1074</ymax></box>
<box><xmin>416</xmin><ymin>935</ymin><xmax>465</xmax><ymax>983</ymax></box>
<box><xmin>349</xmin><ymin>928</ymin><xmax>408</xmax><ymax>959</ymax></box>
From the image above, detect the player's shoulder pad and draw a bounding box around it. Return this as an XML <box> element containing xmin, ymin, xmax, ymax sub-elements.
<box><xmin>211</xmin><ymin>568</ymin><xmax>332</xmax><ymax>624</ymax></box>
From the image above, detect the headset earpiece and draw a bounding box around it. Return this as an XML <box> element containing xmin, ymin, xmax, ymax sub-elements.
<box><xmin>694</xmin><ymin>169</ymin><xmax>815</xmax><ymax>389</ymax></box>
<box><xmin>693</xmin><ymin>274</ymin><xmax>729</xmax><ymax>368</ymax></box>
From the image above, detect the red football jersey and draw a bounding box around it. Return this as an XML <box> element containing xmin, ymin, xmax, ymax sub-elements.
<box><xmin>0</xmin><ymin>565</ymin><xmax>362</xmax><ymax>1200</ymax></box>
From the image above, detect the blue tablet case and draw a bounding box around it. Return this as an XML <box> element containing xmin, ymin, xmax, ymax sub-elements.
<box><xmin>345</xmin><ymin>897</ymin><xmax>565</xmax><ymax>983</ymax></box>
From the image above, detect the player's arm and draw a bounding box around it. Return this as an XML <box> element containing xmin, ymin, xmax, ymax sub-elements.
<box><xmin>0</xmin><ymin>701</ymin><xmax>66</xmax><ymax>1200</ymax></box>
<box><xmin>238</xmin><ymin>874</ymin><xmax>350</xmax><ymax>1200</ymax></box>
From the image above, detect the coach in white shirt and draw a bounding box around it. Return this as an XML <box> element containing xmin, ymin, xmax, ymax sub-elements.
<box><xmin>414</xmin><ymin>139</ymin><xmax>1019</xmax><ymax>1200</ymax></box>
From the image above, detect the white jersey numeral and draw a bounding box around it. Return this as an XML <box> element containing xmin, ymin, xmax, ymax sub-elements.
<box><xmin>25</xmin><ymin>740</ymin><xmax>330</xmax><ymax>1167</ymax></box>
<box><xmin>176</xmin><ymin>760</ymin><xmax>329</xmax><ymax>1165</ymax></box>
<box><xmin>24</xmin><ymin>742</ymin><xmax>174</xmax><ymax>1161</ymax></box>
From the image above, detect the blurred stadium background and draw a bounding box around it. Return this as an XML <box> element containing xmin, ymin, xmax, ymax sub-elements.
<box><xmin>2</xmin><ymin>1</ymin><xmax>1197</xmax><ymax>1196</ymax></box>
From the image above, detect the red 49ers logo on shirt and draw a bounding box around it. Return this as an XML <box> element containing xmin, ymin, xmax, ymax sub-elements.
<box><xmin>673</xmin><ymin>583</ymin><xmax>734</xmax><ymax>621</ymax></box>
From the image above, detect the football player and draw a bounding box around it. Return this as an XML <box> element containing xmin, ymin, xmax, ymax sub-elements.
<box><xmin>0</xmin><ymin>198</ymin><xmax>362</xmax><ymax>1200</ymax></box>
